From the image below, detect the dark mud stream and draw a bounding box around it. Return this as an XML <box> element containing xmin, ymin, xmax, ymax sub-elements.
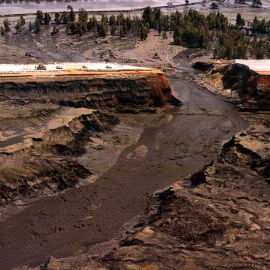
<box><xmin>0</xmin><ymin>78</ymin><xmax>247</xmax><ymax>270</ymax></box>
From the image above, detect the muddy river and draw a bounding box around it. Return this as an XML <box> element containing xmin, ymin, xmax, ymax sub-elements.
<box><xmin>0</xmin><ymin>76</ymin><xmax>247</xmax><ymax>269</ymax></box>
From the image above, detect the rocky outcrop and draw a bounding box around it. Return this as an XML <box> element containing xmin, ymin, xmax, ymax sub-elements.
<box><xmin>38</xmin><ymin>111</ymin><xmax>119</xmax><ymax>154</ymax></box>
<box><xmin>36</xmin><ymin>125</ymin><xmax>270</xmax><ymax>270</ymax></box>
<box><xmin>94</xmin><ymin>126</ymin><xmax>270</xmax><ymax>270</ymax></box>
<box><xmin>221</xmin><ymin>63</ymin><xmax>269</xmax><ymax>110</ymax></box>
<box><xmin>0</xmin><ymin>154</ymin><xmax>91</xmax><ymax>206</ymax></box>
<box><xmin>0</xmin><ymin>72</ymin><xmax>181</xmax><ymax>109</ymax></box>
<box><xmin>0</xmin><ymin>112</ymin><xmax>119</xmax><ymax>205</ymax></box>
<box><xmin>191</xmin><ymin>60</ymin><xmax>214</xmax><ymax>71</ymax></box>
<box><xmin>194</xmin><ymin>61</ymin><xmax>270</xmax><ymax>110</ymax></box>
<box><xmin>0</xmin><ymin>68</ymin><xmax>180</xmax><ymax>205</ymax></box>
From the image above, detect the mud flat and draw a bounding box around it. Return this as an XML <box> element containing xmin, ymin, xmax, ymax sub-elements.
<box><xmin>0</xmin><ymin>75</ymin><xmax>247</xmax><ymax>270</ymax></box>
<box><xmin>0</xmin><ymin>107</ymin><xmax>95</xmax><ymax>152</ymax></box>
<box><xmin>35</xmin><ymin>59</ymin><xmax>270</xmax><ymax>270</ymax></box>
<box><xmin>94</xmin><ymin>124</ymin><xmax>270</xmax><ymax>270</ymax></box>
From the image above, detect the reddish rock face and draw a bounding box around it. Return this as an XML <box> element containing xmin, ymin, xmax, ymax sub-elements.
<box><xmin>0</xmin><ymin>71</ymin><xmax>181</xmax><ymax>109</ymax></box>
<box><xmin>220</xmin><ymin>63</ymin><xmax>270</xmax><ymax>110</ymax></box>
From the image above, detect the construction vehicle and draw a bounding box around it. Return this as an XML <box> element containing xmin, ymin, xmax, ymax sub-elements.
<box><xmin>35</xmin><ymin>63</ymin><xmax>46</xmax><ymax>70</ymax></box>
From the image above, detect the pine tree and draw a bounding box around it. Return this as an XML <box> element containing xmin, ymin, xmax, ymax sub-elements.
<box><xmin>55</xmin><ymin>12</ymin><xmax>61</xmax><ymax>24</ymax></box>
<box><xmin>36</xmin><ymin>10</ymin><xmax>43</xmax><ymax>24</ymax></box>
<box><xmin>20</xmin><ymin>15</ymin><xmax>25</xmax><ymax>26</ymax></box>
<box><xmin>61</xmin><ymin>12</ymin><xmax>69</xmax><ymax>24</ymax></box>
<box><xmin>44</xmin><ymin>12</ymin><xmax>51</xmax><ymax>25</ymax></box>
<box><xmin>34</xmin><ymin>18</ymin><xmax>41</xmax><ymax>33</ymax></box>
<box><xmin>15</xmin><ymin>20</ymin><xmax>22</xmax><ymax>32</ymax></box>
<box><xmin>210</xmin><ymin>2</ymin><xmax>219</xmax><ymax>9</ymax></box>
<box><xmin>111</xmin><ymin>25</ymin><xmax>117</xmax><ymax>35</ymax></box>
<box><xmin>29</xmin><ymin>21</ymin><xmax>34</xmax><ymax>32</ymax></box>
<box><xmin>67</xmin><ymin>5</ymin><xmax>76</xmax><ymax>22</ymax></box>
<box><xmin>79</xmin><ymin>8</ymin><xmax>88</xmax><ymax>23</ymax></box>
<box><xmin>3</xmin><ymin>19</ymin><xmax>10</xmax><ymax>32</ymax></box>
<box><xmin>51</xmin><ymin>25</ymin><xmax>59</xmax><ymax>36</ymax></box>
<box><xmin>0</xmin><ymin>26</ymin><xmax>5</xmax><ymax>36</ymax></box>
<box><xmin>173</xmin><ymin>26</ymin><xmax>182</xmax><ymax>45</ymax></box>
<box><xmin>236</xmin><ymin>13</ymin><xmax>245</xmax><ymax>27</ymax></box>
<box><xmin>140</xmin><ymin>26</ymin><xmax>148</xmax><ymax>40</ymax></box>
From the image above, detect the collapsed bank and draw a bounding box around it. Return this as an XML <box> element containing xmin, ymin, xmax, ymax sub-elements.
<box><xmin>0</xmin><ymin>62</ymin><xmax>180</xmax><ymax>205</ymax></box>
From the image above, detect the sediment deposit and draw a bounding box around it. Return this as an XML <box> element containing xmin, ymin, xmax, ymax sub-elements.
<box><xmin>1</xmin><ymin>23</ymin><xmax>269</xmax><ymax>269</ymax></box>
<box><xmin>92</xmin><ymin>125</ymin><xmax>270</xmax><ymax>270</ymax></box>
<box><xmin>0</xmin><ymin>111</ymin><xmax>119</xmax><ymax>206</ymax></box>
<box><xmin>0</xmin><ymin>76</ymin><xmax>247</xmax><ymax>270</ymax></box>
<box><xmin>30</xmin><ymin>59</ymin><xmax>270</xmax><ymax>270</ymax></box>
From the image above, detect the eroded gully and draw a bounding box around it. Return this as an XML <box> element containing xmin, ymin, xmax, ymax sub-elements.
<box><xmin>0</xmin><ymin>77</ymin><xmax>247</xmax><ymax>270</ymax></box>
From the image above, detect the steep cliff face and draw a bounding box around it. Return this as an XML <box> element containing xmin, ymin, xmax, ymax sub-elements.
<box><xmin>0</xmin><ymin>70</ymin><xmax>180</xmax><ymax>205</ymax></box>
<box><xmin>38</xmin><ymin>112</ymin><xmax>119</xmax><ymax>154</ymax></box>
<box><xmin>221</xmin><ymin>63</ymin><xmax>270</xmax><ymax>110</ymax></box>
<box><xmin>0</xmin><ymin>72</ymin><xmax>180</xmax><ymax>109</ymax></box>
<box><xmin>201</xmin><ymin>62</ymin><xmax>270</xmax><ymax>110</ymax></box>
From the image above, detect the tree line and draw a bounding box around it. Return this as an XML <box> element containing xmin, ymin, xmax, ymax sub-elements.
<box><xmin>1</xmin><ymin>5</ymin><xmax>270</xmax><ymax>59</ymax></box>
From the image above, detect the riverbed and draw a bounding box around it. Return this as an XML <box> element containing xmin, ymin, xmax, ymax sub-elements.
<box><xmin>0</xmin><ymin>75</ymin><xmax>247</xmax><ymax>269</ymax></box>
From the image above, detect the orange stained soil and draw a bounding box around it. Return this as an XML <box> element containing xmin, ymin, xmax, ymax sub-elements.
<box><xmin>0</xmin><ymin>68</ymin><xmax>163</xmax><ymax>79</ymax></box>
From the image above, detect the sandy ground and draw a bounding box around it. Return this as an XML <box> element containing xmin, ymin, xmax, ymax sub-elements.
<box><xmin>83</xmin><ymin>30</ymin><xmax>185</xmax><ymax>71</ymax></box>
<box><xmin>0</xmin><ymin>25</ymin><xmax>185</xmax><ymax>77</ymax></box>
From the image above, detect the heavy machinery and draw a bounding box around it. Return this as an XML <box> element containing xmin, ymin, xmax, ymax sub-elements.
<box><xmin>35</xmin><ymin>63</ymin><xmax>46</xmax><ymax>70</ymax></box>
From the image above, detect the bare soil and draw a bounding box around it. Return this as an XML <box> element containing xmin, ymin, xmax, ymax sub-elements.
<box><xmin>0</xmin><ymin>14</ymin><xmax>260</xmax><ymax>270</ymax></box>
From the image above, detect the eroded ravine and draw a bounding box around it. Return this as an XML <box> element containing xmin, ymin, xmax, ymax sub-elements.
<box><xmin>0</xmin><ymin>78</ymin><xmax>247</xmax><ymax>270</ymax></box>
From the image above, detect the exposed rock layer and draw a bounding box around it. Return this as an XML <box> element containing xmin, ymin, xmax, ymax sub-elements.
<box><xmin>0</xmin><ymin>69</ymin><xmax>180</xmax><ymax>205</ymax></box>
<box><xmin>90</xmin><ymin>126</ymin><xmax>270</xmax><ymax>270</ymax></box>
<box><xmin>0</xmin><ymin>72</ymin><xmax>181</xmax><ymax>109</ymax></box>
<box><xmin>194</xmin><ymin>61</ymin><xmax>270</xmax><ymax>111</ymax></box>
